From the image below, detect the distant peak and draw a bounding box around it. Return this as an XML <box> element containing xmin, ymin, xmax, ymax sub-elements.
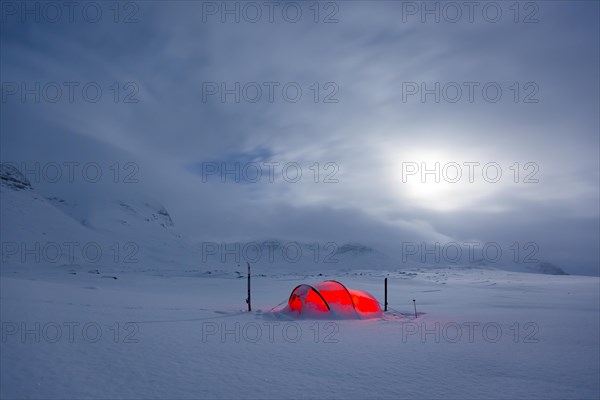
<box><xmin>336</xmin><ymin>243</ymin><xmax>376</xmax><ymax>255</ymax></box>
<box><xmin>0</xmin><ymin>163</ymin><xmax>32</xmax><ymax>191</ymax></box>
<box><xmin>527</xmin><ymin>261</ymin><xmax>569</xmax><ymax>275</ymax></box>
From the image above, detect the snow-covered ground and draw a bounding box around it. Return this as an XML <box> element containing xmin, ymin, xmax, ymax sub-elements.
<box><xmin>1</xmin><ymin>268</ymin><xmax>599</xmax><ymax>399</ymax></box>
<box><xmin>1</xmin><ymin>165</ymin><xmax>599</xmax><ymax>399</ymax></box>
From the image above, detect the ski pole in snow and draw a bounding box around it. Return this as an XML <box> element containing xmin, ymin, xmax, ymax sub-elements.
<box><xmin>384</xmin><ymin>278</ymin><xmax>388</xmax><ymax>312</ymax></box>
<box><xmin>246</xmin><ymin>262</ymin><xmax>251</xmax><ymax>312</ymax></box>
<box><xmin>413</xmin><ymin>299</ymin><xmax>417</xmax><ymax>319</ymax></box>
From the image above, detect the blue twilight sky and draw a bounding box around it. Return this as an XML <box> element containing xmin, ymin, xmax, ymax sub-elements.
<box><xmin>1</xmin><ymin>1</ymin><xmax>598</xmax><ymax>275</ymax></box>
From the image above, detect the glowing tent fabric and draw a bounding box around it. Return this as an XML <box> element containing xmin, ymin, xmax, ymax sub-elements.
<box><xmin>283</xmin><ymin>280</ymin><xmax>383</xmax><ymax>319</ymax></box>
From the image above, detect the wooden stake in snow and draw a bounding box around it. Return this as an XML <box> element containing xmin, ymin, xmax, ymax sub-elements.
<box><xmin>246</xmin><ymin>262</ymin><xmax>251</xmax><ymax>312</ymax></box>
<box><xmin>384</xmin><ymin>278</ymin><xmax>388</xmax><ymax>312</ymax></box>
<box><xmin>413</xmin><ymin>299</ymin><xmax>417</xmax><ymax>318</ymax></box>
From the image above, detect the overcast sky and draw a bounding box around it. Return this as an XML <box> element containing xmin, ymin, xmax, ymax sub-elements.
<box><xmin>1</xmin><ymin>1</ymin><xmax>598</xmax><ymax>275</ymax></box>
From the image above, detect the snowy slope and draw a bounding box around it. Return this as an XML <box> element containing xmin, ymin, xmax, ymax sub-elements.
<box><xmin>1</xmin><ymin>164</ymin><xmax>202</xmax><ymax>277</ymax></box>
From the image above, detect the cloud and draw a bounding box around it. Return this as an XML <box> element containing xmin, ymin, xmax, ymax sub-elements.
<box><xmin>1</xmin><ymin>1</ymin><xmax>598</xmax><ymax>275</ymax></box>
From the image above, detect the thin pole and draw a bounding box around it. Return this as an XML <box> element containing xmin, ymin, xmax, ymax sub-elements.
<box><xmin>384</xmin><ymin>278</ymin><xmax>388</xmax><ymax>312</ymax></box>
<box><xmin>247</xmin><ymin>262</ymin><xmax>251</xmax><ymax>312</ymax></box>
<box><xmin>413</xmin><ymin>299</ymin><xmax>417</xmax><ymax>319</ymax></box>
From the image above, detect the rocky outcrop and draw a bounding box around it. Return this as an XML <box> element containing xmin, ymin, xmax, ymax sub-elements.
<box><xmin>0</xmin><ymin>163</ymin><xmax>32</xmax><ymax>191</ymax></box>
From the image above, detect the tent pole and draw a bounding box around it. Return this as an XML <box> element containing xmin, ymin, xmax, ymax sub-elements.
<box><xmin>384</xmin><ymin>278</ymin><xmax>388</xmax><ymax>312</ymax></box>
<box><xmin>246</xmin><ymin>262</ymin><xmax>252</xmax><ymax>312</ymax></box>
<box><xmin>247</xmin><ymin>262</ymin><xmax>251</xmax><ymax>312</ymax></box>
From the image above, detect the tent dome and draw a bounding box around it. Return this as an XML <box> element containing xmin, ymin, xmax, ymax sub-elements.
<box><xmin>282</xmin><ymin>280</ymin><xmax>382</xmax><ymax>319</ymax></box>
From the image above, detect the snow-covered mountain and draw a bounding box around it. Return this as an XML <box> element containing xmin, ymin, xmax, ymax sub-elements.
<box><xmin>0</xmin><ymin>164</ymin><xmax>398</xmax><ymax>277</ymax></box>
<box><xmin>197</xmin><ymin>239</ymin><xmax>396</xmax><ymax>275</ymax></box>
<box><xmin>0</xmin><ymin>164</ymin><xmax>572</xmax><ymax>279</ymax></box>
<box><xmin>526</xmin><ymin>261</ymin><xmax>569</xmax><ymax>275</ymax></box>
<box><xmin>0</xmin><ymin>164</ymin><xmax>202</xmax><ymax>277</ymax></box>
<box><xmin>1</xmin><ymin>164</ymin><xmax>404</xmax><ymax>279</ymax></box>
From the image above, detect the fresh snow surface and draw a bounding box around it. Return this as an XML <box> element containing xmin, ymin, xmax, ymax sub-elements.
<box><xmin>1</xmin><ymin>269</ymin><xmax>598</xmax><ymax>399</ymax></box>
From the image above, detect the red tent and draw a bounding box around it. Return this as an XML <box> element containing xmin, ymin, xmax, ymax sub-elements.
<box><xmin>282</xmin><ymin>280</ymin><xmax>382</xmax><ymax>319</ymax></box>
